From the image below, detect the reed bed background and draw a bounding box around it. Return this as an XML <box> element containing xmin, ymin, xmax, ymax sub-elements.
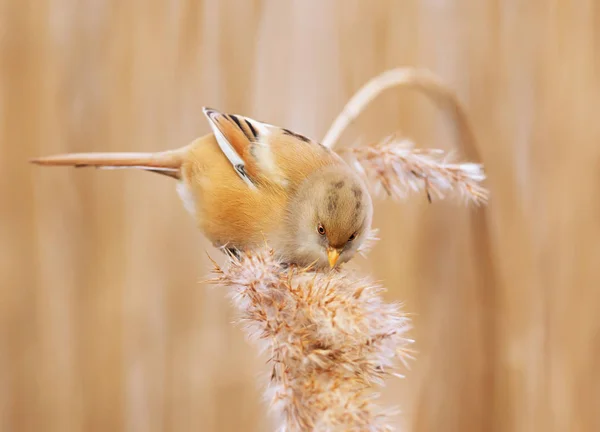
<box><xmin>1</xmin><ymin>1</ymin><xmax>599</xmax><ymax>431</ymax></box>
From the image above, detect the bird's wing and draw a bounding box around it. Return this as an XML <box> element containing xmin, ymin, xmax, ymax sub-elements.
<box><xmin>204</xmin><ymin>107</ymin><xmax>304</xmax><ymax>188</ymax></box>
<box><xmin>202</xmin><ymin>107</ymin><xmax>267</xmax><ymax>188</ymax></box>
<box><xmin>203</xmin><ymin>107</ymin><xmax>340</xmax><ymax>189</ymax></box>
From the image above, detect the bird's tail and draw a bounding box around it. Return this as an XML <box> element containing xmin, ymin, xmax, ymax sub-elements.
<box><xmin>30</xmin><ymin>148</ymin><xmax>189</xmax><ymax>179</ymax></box>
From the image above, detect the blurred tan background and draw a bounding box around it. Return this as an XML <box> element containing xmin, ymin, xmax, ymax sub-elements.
<box><xmin>2</xmin><ymin>0</ymin><xmax>600</xmax><ymax>431</ymax></box>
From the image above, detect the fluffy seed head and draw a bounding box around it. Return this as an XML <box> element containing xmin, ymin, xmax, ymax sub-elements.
<box><xmin>209</xmin><ymin>247</ymin><xmax>414</xmax><ymax>431</ymax></box>
<box><xmin>344</xmin><ymin>135</ymin><xmax>489</xmax><ymax>205</ymax></box>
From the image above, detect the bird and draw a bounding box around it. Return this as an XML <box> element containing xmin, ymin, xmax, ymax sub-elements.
<box><xmin>30</xmin><ymin>107</ymin><xmax>374</xmax><ymax>269</ymax></box>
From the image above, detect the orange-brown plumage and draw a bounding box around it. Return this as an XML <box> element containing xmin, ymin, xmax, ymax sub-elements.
<box><xmin>178</xmin><ymin>133</ymin><xmax>288</xmax><ymax>248</ymax></box>
<box><xmin>31</xmin><ymin>107</ymin><xmax>373</xmax><ymax>269</ymax></box>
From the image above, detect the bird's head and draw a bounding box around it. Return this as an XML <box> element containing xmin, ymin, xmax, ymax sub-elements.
<box><xmin>280</xmin><ymin>164</ymin><xmax>373</xmax><ymax>269</ymax></box>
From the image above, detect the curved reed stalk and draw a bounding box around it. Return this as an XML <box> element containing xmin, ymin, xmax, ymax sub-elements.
<box><xmin>322</xmin><ymin>67</ymin><xmax>479</xmax><ymax>158</ymax></box>
<box><xmin>322</xmin><ymin>67</ymin><xmax>488</xmax><ymax>204</ymax></box>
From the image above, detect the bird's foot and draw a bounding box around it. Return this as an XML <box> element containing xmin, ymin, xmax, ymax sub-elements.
<box><xmin>223</xmin><ymin>246</ymin><xmax>242</xmax><ymax>260</ymax></box>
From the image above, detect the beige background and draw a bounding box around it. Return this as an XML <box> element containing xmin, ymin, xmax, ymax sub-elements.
<box><xmin>2</xmin><ymin>1</ymin><xmax>599</xmax><ymax>431</ymax></box>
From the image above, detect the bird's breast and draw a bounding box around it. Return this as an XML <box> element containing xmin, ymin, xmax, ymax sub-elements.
<box><xmin>178</xmin><ymin>143</ymin><xmax>288</xmax><ymax>250</ymax></box>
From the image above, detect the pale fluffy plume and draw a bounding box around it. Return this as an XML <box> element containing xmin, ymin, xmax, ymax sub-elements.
<box><xmin>322</xmin><ymin>67</ymin><xmax>488</xmax><ymax>205</ymax></box>
<box><xmin>344</xmin><ymin>135</ymin><xmax>488</xmax><ymax>205</ymax></box>
<box><xmin>209</xmin><ymin>248</ymin><xmax>413</xmax><ymax>431</ymax></box>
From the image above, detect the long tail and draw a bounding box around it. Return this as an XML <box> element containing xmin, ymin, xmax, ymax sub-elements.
<box><xmin>30</xmin><ymin>148</ymin><xmax>188</xmax><ymax>179</ymax></box>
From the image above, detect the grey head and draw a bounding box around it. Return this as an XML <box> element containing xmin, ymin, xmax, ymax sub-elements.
<box><xmin>277</xmin><ymin>164</ymin><xmax>374</xmax><ymax>269</ymax></box>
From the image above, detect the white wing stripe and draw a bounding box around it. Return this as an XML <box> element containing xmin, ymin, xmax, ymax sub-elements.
<box><xmin>203</xmin><ymin>108</ymin><xmax>257</xmax><ymax>189</ymax></box>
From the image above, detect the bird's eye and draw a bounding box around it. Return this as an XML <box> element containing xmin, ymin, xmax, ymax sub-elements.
<box><xmin>348</xmin><ymin>232</ymin><xmax>357</xmax><ymax>241</ymax></box>
<box><xmin>317</xmin><ymin>224</ymin><xmax>326</xmax><ymax>236</ymax></box>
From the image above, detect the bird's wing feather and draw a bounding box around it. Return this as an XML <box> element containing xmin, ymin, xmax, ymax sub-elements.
<box><xmin>204</xmin><ymin>107</ymin><xmax>300</xmax><ymax>188</ymax></box>
<box><xmin>202</xmin><ymin>107</ymin><xmax>265</xmax><ymax>188</ymax></box>
<box><xmin>203</xmin><ymin>107</ymin><xmax>339</xmax><ymax>189</ymax></box>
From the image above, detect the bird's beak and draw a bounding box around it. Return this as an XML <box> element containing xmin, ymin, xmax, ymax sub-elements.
<box><xmin>327</xmin><ymin>247</ymin><xmax>340</xmax><ymax>268</ymax></box>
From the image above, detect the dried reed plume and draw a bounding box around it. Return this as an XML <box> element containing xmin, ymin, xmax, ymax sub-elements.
<box><xmin>343</xmin><ymin>135</ymin><xmax>488</xmax><ymax>204</ymax></box>
<box><xmin>209</xmin><ymin>248</ymin><xmax>413</xmax><ymax>431</ymax></box>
